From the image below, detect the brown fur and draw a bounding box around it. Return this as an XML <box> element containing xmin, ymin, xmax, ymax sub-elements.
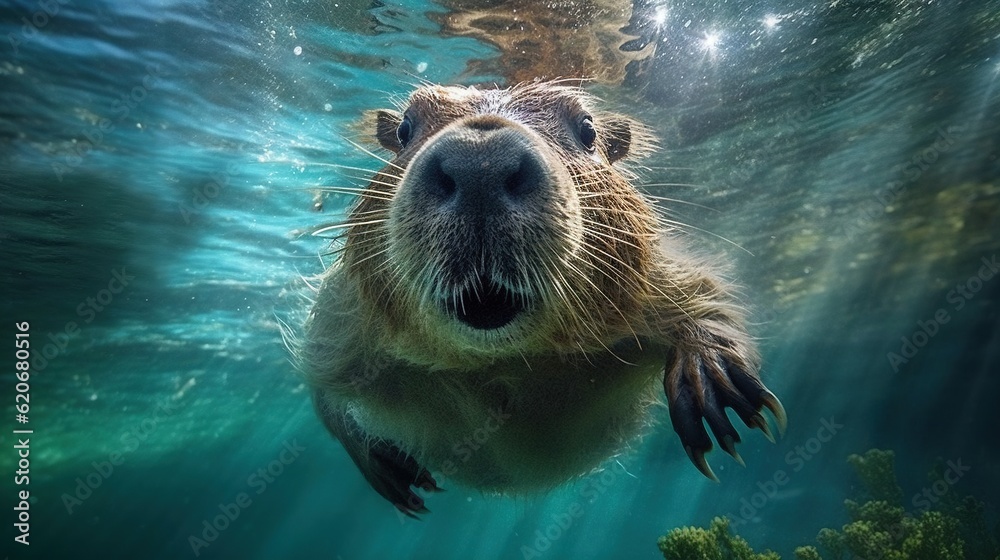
<box><xmin>300</xmin><ymin>81</ymin><xmax>784</xmax><ymax>515</ymax></box>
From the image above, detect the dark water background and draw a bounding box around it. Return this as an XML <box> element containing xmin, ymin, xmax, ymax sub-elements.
<box><xmin>1</xmin><ymin>0</ymin><xmax>998</xmax><ymax>558</ymax></box>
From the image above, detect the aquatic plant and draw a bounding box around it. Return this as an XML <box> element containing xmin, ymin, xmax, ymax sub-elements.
<box><xmin>845</xmin><ymin>448</ymin><xmax>903</xmax><ymax>505</ymax></box>
<box><xmin>792</xmin><ymin>546</ymin><xmax>821</xmax><ymax>560</ymax></box>
<box><xmin>656</xmin><ymin>448</ymin><xmax>998</xmax><ymax>560</ymax></box>
<box><xmin>657</xmin><ymin>516</ymin><xmax>779</xmax><ymax>560</ymax></box>
<box><xmin>657</xmin><ymin>523</ymin><xmax>724</xmax><ymax>560</ymax></box>
<box><xmin>816</xmin><ymin>506</ymin><xmax>964</xmax><ymax>560</ymax></box>
<box><xmin>813</xmin><ymin>449</ymin><xmax>991</xmax><ymax>560</ymax></box>
<box><xmin>950</xmin><ymin>495</ymin><xmax>1000</xmax><ymax>560</ymax></box>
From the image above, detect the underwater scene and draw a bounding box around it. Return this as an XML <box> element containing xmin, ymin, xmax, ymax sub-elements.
<box><xmin>1</xmin><ymin>0</ymin><xmax>999</xmax><ymax>558</ymax></box>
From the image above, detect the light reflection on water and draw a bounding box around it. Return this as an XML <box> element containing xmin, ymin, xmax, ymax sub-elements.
<box><xmin>0</xmin><ymin>0</ymin><xmax>998</xmax><ymax>558</ymax></box>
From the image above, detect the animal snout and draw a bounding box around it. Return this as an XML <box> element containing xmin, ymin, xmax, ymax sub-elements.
<box><xmin>408</xmin><ymin>116</ymin><xmax>551</xmax><ymax>215</ymax></box>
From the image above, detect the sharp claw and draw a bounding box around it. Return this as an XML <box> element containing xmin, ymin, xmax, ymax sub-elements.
<box><xmin>761</xmin><ymin>390</ymin><xmax>788</xmax><ymax>437</ymax></box>
<box><xmin>395</xmin><ymin>503</ymin><xmax>429</xmax><ymax>519</ymax></box>
<box><xmin>665</xmin><ymin>336</ymin><xmax>785</xmax><ymax>481</ymax></box>
<box><xmin>416</xmin><ymin>470</ymin><xmax>443</xmax><ymax>492</ymax></box>
<box><xmin>748</xmin><ymin>413</ymin><xmax>776</xmax><ymax>443</ymax></box>
<box><xmin>720</xmin><ymin>435</ymin><xmax>745</xmax><ymax>467</ymax></box>
<box><xmin>684</xmin><ymin>446</ymin><xmax>719</xmax><ymax>482</ymax></box>
<box><xmin>419</xmin><ymin>480</ymin><xmax>443</xmax><ymax>493</ymax></box>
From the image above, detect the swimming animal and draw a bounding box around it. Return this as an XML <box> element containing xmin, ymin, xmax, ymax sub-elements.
<box><xmin>300</xmin><ymin>81</ymin><xmax>786</xmax><ymax>516</ymax></box>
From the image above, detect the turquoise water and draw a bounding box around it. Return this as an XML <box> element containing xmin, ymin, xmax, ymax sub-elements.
<box><xmin>1</xmin><ymin>0</ymin><xmax>998</xmax><ymax>559</ymax></box>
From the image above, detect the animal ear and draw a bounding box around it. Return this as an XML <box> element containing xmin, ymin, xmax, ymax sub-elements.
<box><xmin>602</xmin><ymin>116</ymin><xmax>633</xmax><ymax>163</ymax></box>
<box><xmin>375</xmin><ymin>109</ymin><xmax>404</xmax><ymax>153</ymax></box>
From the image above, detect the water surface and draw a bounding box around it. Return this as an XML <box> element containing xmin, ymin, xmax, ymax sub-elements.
<box><xmin>1</xmin><ymin>1</ymin><xmax>998</xmax><ymax>558</ymax></box>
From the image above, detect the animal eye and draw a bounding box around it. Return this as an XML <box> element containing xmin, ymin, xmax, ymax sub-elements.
<box><xmin>579</xmin><ymin>116</ymin><xmax>596</xmax><ymax>151</ymax></box>
<box><xmin>397</xmin><ymin>115</ymin><xmax>413</xmax><ymax>148</ymax></box>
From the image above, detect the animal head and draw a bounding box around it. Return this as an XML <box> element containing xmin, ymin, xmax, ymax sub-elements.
<box><xmin>341</xmin><ymin>81</ymin><xmax>660</xmax><ymax>367</ymax></box>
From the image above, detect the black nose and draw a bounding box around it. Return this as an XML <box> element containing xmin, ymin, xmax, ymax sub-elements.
<box><xmin>409</xmin><ymin>116</ymin><xmax>549</xmax><ymax>215</ymax></box>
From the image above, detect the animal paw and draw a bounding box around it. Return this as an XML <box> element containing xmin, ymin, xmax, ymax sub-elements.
<box><xmin>361</xmin><ymin>439</ymin><xmax>443</xmax><ymax>518</ymax></box>
<box><xmin>315</xmin><ymin>395</ymin><xmax>443</xmax><ymax>516</ymax></box>
<box><xmin>662</xmin><ymin>329</ymin><xmax>786</xmax><ymax>480</ymax></box>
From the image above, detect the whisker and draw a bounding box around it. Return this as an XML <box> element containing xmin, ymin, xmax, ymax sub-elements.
<box><xmin>641</xmin><ymin>182</ymin><xmax>704</xmax><ymax>189</ymax></box>
<box><xmin>569</xmin><ymin>168</ymin><xmax>614</xmax><ymax>184</ymax></box>
<box><xmin>580</xmin><ymin>219</ymin><xmax>646</xmax><ymax>250</ymax></box>
<box><xmin>642</xmin><ymin>166</ymin><xmax>695</xmax><ymax>172</ymax></box>
<box><xmin>314</xmin><ymin>186</ymin><xmax>394</xmax><ymax>201</ymax></box>
<box><xmin>541</xmin><ymin>256</ymin><xmax>591</xmax><ymax>327</ymax></box>
<box><xmin>304</xmin><ymin>162</ymin><xmax>383</xmax><ymax>174</ymax></box>
<box><xmin>344</xmin><ymin>138</ymin><xmax>406</xmax><ymax>174</ymax></box>
<box><xmin>643</xmin><ymin>196</ymin><xmax>718</xmax><ymax>212</ymax></box>
<box><xmin>351</xmin><ymin>246</ymin><xmax>392</xmax><ymax>269</ymax></box>
<box><xmin>578</xmin><ymin>191</ymin><xmax>718</xmax><ymax>212</ymax></box>
<box><xmin>311</xmin><ymin>219</ymin><xmax>387</xmax><ymax>236</ymax></box>
<box><xmin>578</xmin><ymin>206</ymin><xmax>658</xmax><ymax>223</ymax></box>
<box><xmin>565</xmin><ymin>262</ymin><xmax>639</xmax><ymax>365</ymax></box>
<box><xmin>560</xmin><ymin>256</ymin><xmax>640</xmax><ymax>352</ymax></box>
<box><xmin>659</xmin><ymin>218</ymin><xmax>754</xmax><ymax>255</ymax></box>
<box><xmin>350</xmin><ymin>176</ymin><xmax>403</xmax><ymax>189</ymax></box>
<box><xmin>577</xmin><ymin>239</ymin><xmax>686</xmax><ymax>315</ymax></box>
<box><xmin>576</xmin><ymin>245</ymin><xmax>644</xmax><ymax>293</ymax></box>
<box><xmin>348</xmin><ymin>207</ymin><xmax>392</xmax><ymax>218</ymax></box>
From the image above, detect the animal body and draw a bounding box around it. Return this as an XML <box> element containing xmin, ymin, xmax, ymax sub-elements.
<box><xmin>300</xmin><ymin>81</ymin><xmax>785</xmax><ymax>515</ymax></box>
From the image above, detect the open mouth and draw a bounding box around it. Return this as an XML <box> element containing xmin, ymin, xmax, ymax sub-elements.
<box><xmin>443</xmin><ymin>275</ymin><xmax>529</xmax><ymax>330</ymax></box>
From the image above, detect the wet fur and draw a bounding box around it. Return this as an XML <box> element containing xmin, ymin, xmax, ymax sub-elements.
<box><xmin>299</xmin><ymin>81</ymin><xmax>784</xmax><ymax>514</ymax></box>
